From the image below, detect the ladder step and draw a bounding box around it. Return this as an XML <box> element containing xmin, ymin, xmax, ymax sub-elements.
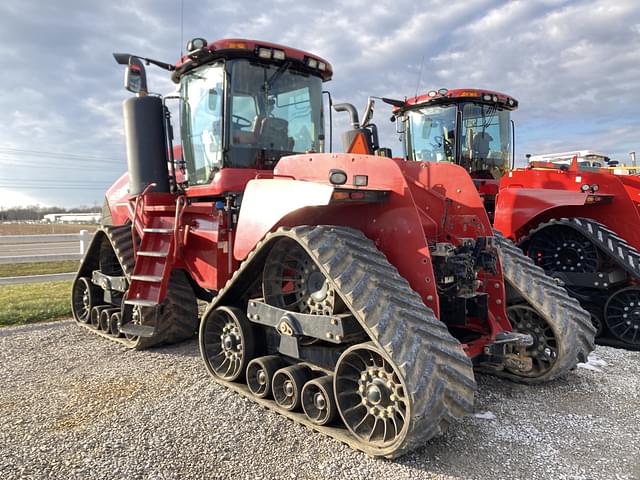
<box><xmin>137</xmin><ymin>251</ymin><xmax>168</xmax><ymax>258</ymax></box>
<box><xmin>124</xmin><ymin>299</ymin><xmax>158</xmax><ymax>307</ymax></box>
<box><xmin>118</xmin><ymin>323</ymin><xmax>156</xmax><ymax>337</ymax></box>
<box><xmin>143</xmin><ymin>228</ymin><xmax>173</xmax><ymax>233</ymax></box>
<box><xmin>131</xmin><ymin>275</ymin><xmax>163</xmax><ymax>283</ymax></box>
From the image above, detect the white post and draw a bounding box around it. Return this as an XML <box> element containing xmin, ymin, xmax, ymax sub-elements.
<box><xmin>79</xmin><ymin>229</ymin><xmax>89</xmax><ymax>256</ymax></box>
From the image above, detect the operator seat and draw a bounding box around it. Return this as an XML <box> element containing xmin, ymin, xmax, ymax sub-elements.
<box><xmin>472</xmin><ymin>132</ymin><xmax>492</xmax><ymax>160</ymax></box>
<box><xmin>257</xmin><ymin>117</ymin><xmax>294</xmax><ymax>151</ymax></box>
<box><xmin>231</xmin><ymin>115</ymin><xmax>265</xmax><ymax>145</ymax></box>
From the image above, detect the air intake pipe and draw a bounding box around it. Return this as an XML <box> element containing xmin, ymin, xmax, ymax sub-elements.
<box><xmin>122</xmin><ymin>96</ymin><xmax>170</xmax><ymax>196</ymax></box>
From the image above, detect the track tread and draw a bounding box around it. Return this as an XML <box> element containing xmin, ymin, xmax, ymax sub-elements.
<box><xmin>203</xmin><ymin>225</ymin><xmax>476</xmax><ymax>458</ymax></box>
<box><xmin>493</xmin><ymin>231</ymin><xmax>596</xmax><ymax>383</ymax></box>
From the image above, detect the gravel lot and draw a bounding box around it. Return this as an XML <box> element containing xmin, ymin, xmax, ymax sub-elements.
<box><xmin>1</xmin><ymin>320</ymin><xmax>638</xmax><ymax>480</ymax></box>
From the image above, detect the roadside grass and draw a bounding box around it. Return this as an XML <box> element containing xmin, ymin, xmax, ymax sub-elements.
<box><xmin>0</xmin><ymin>281</ymin><xmax>72</xmax><ymax>326</ymax></box>
<box><xmin>0</xmin><ymin>223</ymin><xmax>98</xmax><ymax>235</ymax></box>
<box><xmin>0</xmin><ymin>260</ymin><xmax>79</xmax><ymax>278</ymax></box>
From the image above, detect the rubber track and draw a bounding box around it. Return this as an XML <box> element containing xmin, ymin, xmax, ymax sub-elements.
<box><xmin>522</xmin><ymin>217</ymin><xmax>640</xmax><ymax>281</ymax></box>
<box><xmin>493</xmin><ymin>231</ymin><xmax>596</xmax><ymax>383</ymax></box>
<box><xmin>74</xmin><ymin>226</ymin><xmax>198</xmax><ymax>349</ymax></box>
<box><xmin>202</xmin><ymin>225</ymin><xmax>476</xmax><ymax>458</ymax></box>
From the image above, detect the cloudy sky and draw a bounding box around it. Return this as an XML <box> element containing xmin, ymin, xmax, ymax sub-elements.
<box><xmin>0</xmin><ymin>0</ymin><xmax>639</xmax><ymax>208</ymax></box>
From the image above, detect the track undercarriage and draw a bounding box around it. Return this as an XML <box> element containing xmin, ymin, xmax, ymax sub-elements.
<box><xmin>522</xmin><ymin>217</ymin><xmax>640</xmax><ymax>350</ymax></box>
<box><xmin>199</xmin><ymin>225</ymin><xmax>594</xmax><ymax>457</ymax></box>
<box><xmin>71</xmin><ymin>226</ymin><xmax>199</xmax><ymax>349</ymax></box>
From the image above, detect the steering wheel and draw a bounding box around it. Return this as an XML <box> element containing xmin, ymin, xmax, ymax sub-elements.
<box><xmin>431</xmin><ymin>135</ymin><xmax>444</xmax><ymax>149</ymax></box>
<box><xmin>232</xmin><ymin>114</ymin><xmax>252</xmax><ymax>128</ymax></box>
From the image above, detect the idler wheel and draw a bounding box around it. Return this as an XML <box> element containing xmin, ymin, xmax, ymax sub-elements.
<box><xmin>246</xmin><ymin>355</ymin><xmax>286</xmax><ymax>399</ymax></box>
<box><xmin>604</xmin><ymin>287</ymin><xmax>640</xmax><ymax>346</ymax></box>
<box><xmin>272</xmin><ymin>364</ymin><xmax>313</xmax><ymax>411</ymax></box>
<box><xmin>302</xmin><ymin>375</ymin><xmax>337</xmax><ymax>426</ymax></box>
<box><xmin>200</xmin><ymin>306</ymin><xmax>255</xmax><ymax>381</ymax></box>
<box><xmin>72</xmin><ymin>277</ymin><xmax>100</xmax><ymax>324</ymax></box>
<box><xmin>334</xmin><ymin>343</ymin><xmax>410</xmax><ymax>448</ymax></box>
<box><xmin>506</xmin><ymin>305</ymin><xmax>558</xmax><ymax>377</ymax></box>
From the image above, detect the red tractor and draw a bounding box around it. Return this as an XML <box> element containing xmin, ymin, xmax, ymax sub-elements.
<box><xmin>71</xmin><ymin>40</ymin><xmax>593</xmax><ymax>458</ymax></box>
<box><xmin>387</xmin><ymin>87</ymin><xmax>638</xmax><ymax>349</ymax></box>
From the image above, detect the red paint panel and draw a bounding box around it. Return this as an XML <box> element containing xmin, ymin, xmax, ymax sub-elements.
<box><xmin>498</xmin><ymin>168</ymin><xmax>640</xmax><ymax>250</ymax></box>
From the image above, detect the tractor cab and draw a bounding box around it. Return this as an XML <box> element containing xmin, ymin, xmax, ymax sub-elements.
<box><xmin>391</xmin><ymin>88</ymin><xmax>518</xmax><ymax>179</ymax></box>
<box><xmin>114</xmin><ymin>38</ymin><xmax>331</xmax><ymax>196</ymax></box>
<box><xmin>388</xmin><ymin>88</ymin><xmax>518</xmax><ymax>218</ymax></box>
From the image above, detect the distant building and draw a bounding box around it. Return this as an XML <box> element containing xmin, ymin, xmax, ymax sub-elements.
<box><xmin>43</xmin><ymin>213</ymin><xmax>101</xmax><ymax>224</ymax></box>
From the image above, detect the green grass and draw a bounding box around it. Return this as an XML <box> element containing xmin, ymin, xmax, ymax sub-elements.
<box><xmin>0</xmin><ymin>223</ymin><xmax>97</xmax><ymax>235</ymax></box>
<box><xmin>0</xmin><ymin>260</ymin><xmax>79</xmax><ymax>278</ymax></box>
<box><xmin>0</xmin><ymin>281</ymin><xmax>72</xmax><ymax>326</ymax></box>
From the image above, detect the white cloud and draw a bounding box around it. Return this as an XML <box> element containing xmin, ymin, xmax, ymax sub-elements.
<box><xmin>0</xmin><ymin>0</ymin><xmax>639</xmax><ymax>205</ymax></box>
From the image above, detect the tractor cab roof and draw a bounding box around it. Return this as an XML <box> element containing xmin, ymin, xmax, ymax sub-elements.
<box><xmin>391</xmin><ymin>88</ymin><xmax>518</xmax><ymax>113</ymax></box>
<box><xmin>172</xmin><ymin>37</ymin><xmax>333</xmax><ymax>83</ymax></box>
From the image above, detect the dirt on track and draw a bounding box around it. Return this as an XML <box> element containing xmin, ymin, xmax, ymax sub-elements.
<box><xmin>0</xmin><ymin>320</ymin><xmax>638</xmax><ymax>480</ymax></box>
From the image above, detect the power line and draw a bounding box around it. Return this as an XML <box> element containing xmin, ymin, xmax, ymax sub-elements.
<box><xmin>0</xmin><ymin>147</ymin><xmax>124</xmax><ymax>164</ymax></box>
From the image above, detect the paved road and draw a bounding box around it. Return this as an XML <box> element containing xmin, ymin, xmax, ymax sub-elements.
<box><xmin>0</xmin><ymin>241</ymin><xmax>81</xmax><ymax>257</ymax></box>
<box><xmin>1</xmin><ymin>320</ymin><xmax>638</xmax><ymax>480</ymax></box>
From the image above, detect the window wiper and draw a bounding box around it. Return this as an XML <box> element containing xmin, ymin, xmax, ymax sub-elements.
<box><xmin>263</xmin><ymin>61</ymin><xmax>291</xmax><ymax>92</ymax></box>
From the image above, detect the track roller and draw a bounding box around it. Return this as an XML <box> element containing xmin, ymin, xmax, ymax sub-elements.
<box><xmin>246</xmin><ymin>355</ymin><xmax>286</xmax><ymax>398</ymax></box>
<box><xmin>71</xmin><ymin>277</ymin><xmax>101</xmax><ymax>324</ymax></box>
<box><xmin>302</xmin><ymin>375</ymin><xmax>338</xmax><ymax>426</ymax></box>
<box><xmin>109</xmin><ymin>311</ymin><xmax>123</xmax><ymax>337</ymax></box>
<box><xmin>272</xmin><ymin>364</ymin><xmax>314</xmax><ymax>411</ymax></box>
<box><xmin>100</xmin><ymin>308</ymin><xmax>119</xmax><ymax>332</ymax></box>
<box><xmin>200</xmin><ymin>306</ymin><xmax>255</xmax><ymax>382</ymax></box>
<box><xmin>91</xmin><ymin>305</ymin><xmax>111</xmax><ymax>329</ymax></box>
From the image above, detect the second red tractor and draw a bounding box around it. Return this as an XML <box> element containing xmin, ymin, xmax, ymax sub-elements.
<box><xmin>387</xmin><ymin>88</ymin><xmax>639</xmax><ymax>349</ymax></box>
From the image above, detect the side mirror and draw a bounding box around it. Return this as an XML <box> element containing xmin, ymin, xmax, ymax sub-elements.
<box><xmin>113</xmin><ymin>53</ymin><xmax>148</xmax><ymax>95</ymax></box>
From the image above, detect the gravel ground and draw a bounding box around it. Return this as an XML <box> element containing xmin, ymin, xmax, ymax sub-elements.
<box><xmin>1</xmin><ymin>320</ymin><xmax>638</xmax><ymax>480</ymax></box>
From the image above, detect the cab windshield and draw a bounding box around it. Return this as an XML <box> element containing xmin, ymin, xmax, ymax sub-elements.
<box><xmin>404</xmin><ymin>102</ymin><xmax>512</xmax><ymax>179</ymax></box>
<box><xmin>460</xmin><ymin>103</ymin><xmax>512</xmax><ymax>179</ymax></box>
<box><xmin>180</xmin><ymin>59</ymin><xmax>324</xmax><ymax>185</ymax></box>
<box><xmin>406</xmin><ymin>105</ymin><xmax>457</xmax><ymax>163</ymax></box>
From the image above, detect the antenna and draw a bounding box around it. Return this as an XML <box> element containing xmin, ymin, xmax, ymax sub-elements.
<box><xmin>414</xmin><ymin>54</ymin><xmax>425</xmax><ymax>98</ymax></box>
<box><xmin>180</xmin><ymin>0</ymin><xmax>184</xmax><ymax>57</ymax></box>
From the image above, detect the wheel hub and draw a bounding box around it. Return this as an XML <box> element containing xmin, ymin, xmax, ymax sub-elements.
<box><xmin>257</xmin><ymin>369</ymin><xmax>267</xmax><ymax>386</ymax></box>
<box><xmin>358</xmin><ymin>369</ymin><xmax>396</xmax><ymax>414</ymax></box>
<box><xmin>284</xmin><ymin>380</ymin><xmax>294</xmax><ymax>397</ymax></box>
<box><xmin>313</xmin><ymin>392</ymin><xmax>326</xmax><ymax>410</ymax></box>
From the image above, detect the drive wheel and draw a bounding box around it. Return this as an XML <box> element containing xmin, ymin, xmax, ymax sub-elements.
<box><xmin>201</xmin><ymin>306</ymin><xmax>255</xmax><ymax>382</ymax></box>
<box><xmin>604</xmin><ymin>287</ymin><xmax>640</xmax><ymax>346</ymax></box>
<box><xmin>506</xmin><ymin>305</ymin><xmax>559</xmax><ymax>378</ymax></box>
<box><xmin>71</xmin><ymin>277</ymin><xmax>100</xmax><ymax>323</ymax></box>
<box><xmin>527</xmin><ymin>225</ymin><xmax>600</xmax><ymax>273</ymax></box>
<box><xmin>335</xmin><ymin>343</ymin><xmax>409</xmax><ymax>449</ymax></box>
<box><xmin>263</xmin><ymin>238</ymin><xmax>342</xmax><ymax>315</ymax></box>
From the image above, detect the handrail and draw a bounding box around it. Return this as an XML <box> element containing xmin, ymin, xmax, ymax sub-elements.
<box><xmin>131</xmin><ymin>183</ymin><xmax>157</xmax><ymax>258</ymax></box>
